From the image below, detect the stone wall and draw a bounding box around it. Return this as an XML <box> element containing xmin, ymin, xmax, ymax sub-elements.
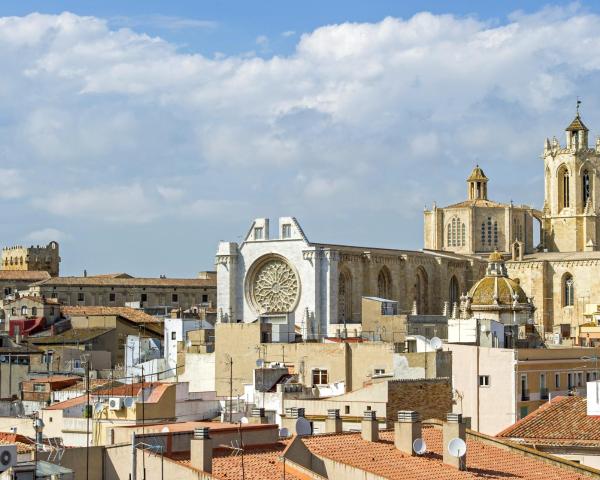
<box><xmin>385</xmin><ymin>378</ymin><xmax>452</xmax><ymax>423</ymax></box>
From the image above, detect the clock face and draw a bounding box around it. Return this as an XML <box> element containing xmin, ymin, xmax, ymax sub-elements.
<box><xmin>247</xmin><ymin>256</ymin><xmax>300</xmax><ymax>314</ymax></box>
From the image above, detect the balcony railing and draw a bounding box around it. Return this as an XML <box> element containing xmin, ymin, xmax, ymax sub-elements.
<box><xmin>521</xmin><ymin>389</ymin><xmax>530</xmax><ymax>401</ymax></box>
<box><xmin>540</xmin><ymin>387</ymin><xmax>549</xmax><ymax>400</ymax></box>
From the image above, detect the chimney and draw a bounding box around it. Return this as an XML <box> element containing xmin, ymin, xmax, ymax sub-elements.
<box><xmin>395</xmin><ymin>411</ymin><xmax>421</xmax><ymax>455</ymax></box>
<box><xmin>249</xmin><ymin>407</ymin><xmax>268</xmax><ymax>424</ymax></box>
<box><xmin>325</xmin><ymin>409</ymin><xmax>342</xmax><ymax>433</ymax></box>
<box><xmin>361</xmin><ymin>410</ymin><xmax>378</xmax><ymax>442</ymax></box>
<box><xmin>190</xmin><ymin>427</ymin><xmax>212</xmax><ymax>474</ymax></box>
<box><xmin>443</xmin><ymin>413</ymin><xmax>467</xmax><ymax>470</ymax></box>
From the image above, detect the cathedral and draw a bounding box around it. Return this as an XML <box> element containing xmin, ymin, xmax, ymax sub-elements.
<box><xmin>216</xmin><ymin>108</ymin><xmax>600</xmax><ymax>345</ymax></box>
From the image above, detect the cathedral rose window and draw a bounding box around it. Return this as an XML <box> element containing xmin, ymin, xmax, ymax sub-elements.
<box><xmin>248</xmin><ymin>257</ymin><xmax>300</xmax><ymax>313</ymax></box>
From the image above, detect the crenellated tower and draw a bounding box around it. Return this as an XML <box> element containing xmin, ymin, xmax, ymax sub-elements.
<box><xmin>1</xmin><ymin>241</ymin><xmax>60</xmax><ymax>276</ymax></box>
<box><xmin>542</xmin><ymin>106</ymin><xmax>600</xmax><ymax>252</ymax></box>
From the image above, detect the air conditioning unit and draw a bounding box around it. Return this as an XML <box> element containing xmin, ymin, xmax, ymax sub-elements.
<box><xmin>108</xmin><ymin>398</ymin><xmax>123</xmax><ymax>411</ymax></box>
<box><xmin>0</xmin><ymin>445</ymin><xmax>17</xmax><ymax>472</ymax></box>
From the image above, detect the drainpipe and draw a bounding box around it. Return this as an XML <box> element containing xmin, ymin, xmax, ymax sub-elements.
<box><xmin>131</xmin><ymin>432</ymin><xmax>137</xmax><ymax>480</ymax></box>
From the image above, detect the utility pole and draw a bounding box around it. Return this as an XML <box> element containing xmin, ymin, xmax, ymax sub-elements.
<box><xmin>83</xmin><ymin>355</ymin><xmax>90</xmax><ymax>480</ymax></box>
<box><xmin>226</xmin><ymin>355</ymin><xmax>233</xmax><ymax>423</ymax></box>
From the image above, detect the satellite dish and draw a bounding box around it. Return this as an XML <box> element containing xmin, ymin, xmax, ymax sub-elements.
<box><xmin>161</xmin><ymin>426</ymin><xmax>170</xmax><ymax>433</ymax></box>
<box><xmin>295</xmin><ymin>417</ymin><xmax>312</xmax><ymax>436</ymax></box>
<box><xmin>124</xmin><ymin>397</ymin><xmax>135</xmax><ymax>408</ymax></box>
<box><xmin>448</xmin><ymin>437</ymin><xmax>467</xmax><ymax>457</ymax></box>
<box><xmin>430</xmin><ymin>337</ymin><xmax>442</xmax><ymax>350</ymax></box>
<box><xmin>94</xmin><ymin>403</ymin><xmax>103</xmax><ymax>413</ymax></box>
<box><xmin>240</xmin><ymin>417</ymin><xmax>249</xmax><ymax>424</ymax></box>
<box><xmin>279</xmin><ymin>427</ymin><xmax>289</xmax><ymax>438</ymax></box>
<box><xmin>480</xmin><ymin>325</ymin><xmax>487</xmax><ymax>333</ymax></box>
<box><xmin>256</xmin><ymin>359</ymin><xmax>265</xmax><ymax>368</ymax></box>
<box><xmin>413</xmin><ymin>438</ymin><xmax>427</xmax><ymax>455</ymax></box>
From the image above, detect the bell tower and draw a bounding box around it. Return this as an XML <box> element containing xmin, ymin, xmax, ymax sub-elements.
<box><xmin>467</xmin><ymin>165</ymin><xmax>488</xmax><ymax>200</ymax></box>
<box><xmin>542</xmin><ymin>103</ymin><xmax>600</xmax><ymax>252</ymax></box>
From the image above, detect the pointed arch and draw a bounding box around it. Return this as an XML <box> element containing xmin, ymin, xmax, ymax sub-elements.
<box><xmin>449</xmin><ymin>275</ymin><xmax>460</xmax><ymax>308</ymax></box>
<box><xmin>583</xmin><ymin>169</ymin><xmax>591</xmax><ymax>205</ymax></box>
<box><xmin>562</xmin><ymin>272</ymin><xmax>574</xmax><ymax>307</ymax></box>
<box><xmin>557</xmin><ymin>164</ymin><xmax>570</xmax><ymax>210</ymax></box>
<box><xmin>377</xmin><ymin>266</ymin><xmax>392</xmax><ymax>299</ymax></box>
<box><xmin>415</xmin><ymin>267</ymin><xmax>429</xmax><ymax>315</ymax></box>
<box><xmin>338</xmin><ymin>267</ymin><xmax>353</xmax><ymax>323</ymax></box>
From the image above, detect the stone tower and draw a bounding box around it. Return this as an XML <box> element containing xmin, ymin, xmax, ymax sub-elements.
<box><xmin>1</xmin><ymin>241</ymin><xmax>60</xmax><ymax>276</ymax></box>
<box><xmin>467</xmin><ymin>165</ymin><xmax>488</xmax><ymax>200</ymax></box>
<box><xmin>542</xmin><ymin>108</ymin><xmax>600</xmax><ymax>252</ymax></box>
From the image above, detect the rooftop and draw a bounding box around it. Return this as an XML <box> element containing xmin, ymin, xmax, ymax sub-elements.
<box><xmin>33</xmin><ymin>276</ymin><xmax>215</xmax><ymax>288</ymax></box>
<box><xmin>61</xmin><ymin>306</ymin><xmax>163</xmax><ymax>334</ymax></box>
<box><xmin>0</xmin><ymin>271</ymin><xmax>51</xmax><ymax>281</ymax></box>
<box><xmin>28</xmin><ymin>328</ymin><xmax>113</xmax><ymax>344</ymax></box>
<box><xmin>3</xmin><ymin>295</ymin><xmax>60</xmax><ymax>305</ymax></box>
<box><xmin>289</xmin><ymin>425</ymin><xmax>595</xmax><ymax>479</ymax></box>
<box><xmin>497</xmin><ymin>395</ymin><xmax>600</xmax><ymax>447</ymax></box>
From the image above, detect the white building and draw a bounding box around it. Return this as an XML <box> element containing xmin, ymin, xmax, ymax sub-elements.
<box><xmin>216</xmin><ymin>216</ymin><xmax>484</xmax><ymax>342</ymax></box>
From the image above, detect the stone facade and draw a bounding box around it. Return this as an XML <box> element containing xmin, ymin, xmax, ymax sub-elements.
<box><xmin>1</xmin><ymin>242</ymin><xmax>60</xmax><ymax>277</ymax></box>
<box><xmin>216</xmin><ymin>216</ymin><xmax>485</xmax><ymax>339</ymax></box>
<box><xmin>424</xmin><ymin>167</ymin><xmax>539</xmax><ymax>256</ymax></box>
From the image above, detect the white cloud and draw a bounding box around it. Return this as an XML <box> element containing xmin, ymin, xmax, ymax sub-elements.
<box><xmin>2</xmin><ymin>7</ymin><xmax>600</xmax><ymax>264</ymax></box>
<box><xmin>109</xmin><ymin>14</ymin><xmax>217</xmax><ymax>31</ymax></box>
<box><xmin>25</xmin><ymin>228</ymin><xmax>69</xmax><ymax>243</ymax></box>
<box><xmin>0</xmin><ymin>169</ymin><xmax>25</xmax><ymax>199</ymax></box>
<box><xmin>282</xmin><ymin>30</ymin><xmax>296</xmax><ymax>38</ymax></box>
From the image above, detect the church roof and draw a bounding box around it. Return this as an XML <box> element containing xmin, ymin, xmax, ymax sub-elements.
<box><xmin>566</xmin><ymin>114</ymin><xmax>588</xmax><ymax>132</ymax></box>
<box><xmin>469</xmin><ymin>276</ymin><xmax>528</xmax><ymax>305</ymax></box>
<box><xmin>467</xmin><ymin>165</ymin><xmax>488</xmax><ymax>181</ymax></box>
<box><xmin>444</xmin><ymin>198</ymin><xmax>508</xmax><ymax>209</ymax></box>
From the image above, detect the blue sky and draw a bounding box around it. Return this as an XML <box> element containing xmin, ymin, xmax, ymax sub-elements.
<box><xmin>1</xmin><ymin>2</ymin><xmax>600</xmax><ymax>276</ymax></box>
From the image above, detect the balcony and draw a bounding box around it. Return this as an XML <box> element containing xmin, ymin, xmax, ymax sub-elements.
<box><xmin>521</xmin><ymin>389</ymin><xmax>530</xmax><ymax>401</ymax></box>
<box><xmin>540</xmin><ymin>388</ymin><xmax>549</xmax><ymax>400</ymax></box>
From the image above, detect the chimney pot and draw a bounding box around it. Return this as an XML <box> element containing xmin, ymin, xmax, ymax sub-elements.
<box><xmin>395</xmin><ymin>410</ymin><xmax>422</xmax><ymax>455</ymax></box>
<box><xmin>361</xmin><ymin>410</ymin><xmax>378</xmax><ymax>442</ymax></box>
<box><xmin>191</xmin><ymin>427</ymin><xmax>212</xmax><ymax>473</ymax></box>
<box><xmin>443</xmin><ymin>413</ymin><xmax>467</xmax><ymax>470</ymax></box>
<box><xmin>325</xmin><ymin>409</ymin><xmax>342</xmax><ymax>433</ymax></box>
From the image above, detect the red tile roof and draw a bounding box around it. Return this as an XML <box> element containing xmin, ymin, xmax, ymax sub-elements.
<box><xmin>293</xmin><ymin>425</ymin><xmax>594</xmax><ymax>479</ymax></box>
<box><xmin>60</xmin><ymin>306</ymin><xmax>161</xmax><ymax>325</ymax></box>
<box><xmin>165</xmin><ymin>441</ymin><xmax>305</xmax><ymax>480</ymax></box>
<box><xmin>0</xmin><ymin>433</ymin><xmax>35</xmax><ymax>453</ymax></box>
<box><xmin>0</xmin><ymin>271</ymin><xmax>51</xmax><ymax>281</ymax></box>
<box><xmin>44</xmin><ymin>395</ymin><xmax>87</xmax><ymax>410</ymax></box>
<box><xmin>497</xmin><ymin>395</ymin><xmax>600</xmax><ymax>447</ymax></box>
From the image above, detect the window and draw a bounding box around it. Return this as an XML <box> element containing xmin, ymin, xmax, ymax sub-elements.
<box><xmin>447</xmin><ymin>217</ymin><xmax>466</xmax><ymax>247</ymax></box>
<box><xmin>479</xmin><ymin>375</ymin><xmax>490</xmax><ymax>387</ymax></box>
<box><xmin>312</xmin><ymin>369</ymin><xmax>328</xmax><ymax>386</ymax></box>
<box><xmin>33</xmin><ymin>383</ymin><xmax>45</xmax><ymax>392</ymax></box>
<box><xmin>564</xmin><ymin>274</ymin><xmax>574</xmax><ymax>307</ymax></box>
<box><xmin>202</xmin><ymin>294</ymin><xmax>208</xmax><ymax>303</ymax></box>
<box><xmin>577</xmin><ymin>372</ymin><xmax>583</xmax><ymax>387</ymax></box>
<box><xmin>519</xmin><ymin>406</ymin><xmax>529</xmax><ymax>419</ymax></box>
<box><xmin>583</xmin><ymin>170</ymin><xmax>591</xmax><ymax>204</ymax></box>
<box><xmin>109</xmin><ymin>293</ymin><xmax>116</xmax><ymax>302</ymax></box>
<box><xmin>345</xmin><ymin>405</ymin><xmax>350</xmax><ymax>414</ymax></box>
<box><xmin>10</xmin><ymin>308</ymin><xmax>15</xmax><ymax>316</ymax></box>
<box><xmin>282</xmin><ymin>224</ymin><xmax>292</xmax><ymax>239</ymax></box>
<box><xmin>374</xmin><ymin>368</ymin><xmax>385</xmax><ymax>376</ymax></box>
<box><xmin>20</xmin><ymin>306</ymin><xmax>27</xmax><ymax>316</ymax></box>
<box><xmin>366</xmin><ymin>405</ymin><xmax>372</xmax><ymax>411</ymax></box>
<box><xmin>540</xmin><ymin>373</ymin><xmax>546</xmax><ymax>389</ymax></box>
<box><xmin>171</xmin><ymin>331</ymin><xmax>176</xmax><ymax>340</ymax></box>
<box><xmin>31</xmin><ymin>307</ymin><xmax>37</xmax><ymax>317</ymax></box>
<box><xmin>568</xmin><ymin>372</ymin><xmax>575</xmax><ymax>389</ymax></box>
<box><xmin>254</xmin><ymin>227</ymin><xmax>264</xmax><ymax>240</ymax></box>
<box><xmin>77</xmin><ymin>293</ymin><xmax>84</xmax><ymax>302</ymax></box>
<box><xmin>141</xmin><ymin>293</ymin><xmax>147</xmax><ymax>302</ymax></box>
<box><xmin>172</xmin><ymin>294</ymin><xmax>178</xmax><ymax>303</ymax></box>
<box><xmin>560</xmin><ymin>167</ymin><xmax>570</xmax><ymax>208</ymax></box>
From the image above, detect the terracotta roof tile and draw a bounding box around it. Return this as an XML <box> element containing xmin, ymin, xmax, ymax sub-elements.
<box><xmin>29</xmin><ymin>328</ymin><xmax>113</xmax><ymax>344</ymax></box>
<box><xmin>497</xmin><ymin>395</ymin><xmax>600</xmax><ymax>446</ymax></box>
<box><xmin>0</xmin><ymin>271</ymin><xmax>51</xmax><ymax>281</ymax></box>
<box><xmin>60</xmin><ymin>306</ymin><xmax>162</xmax><ymax>325</ymax></box>
<box><xmin>44</xmin><ymin>395</ymin><xmax>87</xmax><ymax>410</ymax></box>
<box><xmin>296</xmin><ymin>426</ymin><xmax>593</xmax><ymax>479</ymax></box>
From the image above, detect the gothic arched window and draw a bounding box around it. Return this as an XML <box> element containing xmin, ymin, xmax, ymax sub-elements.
<box><xmin>377</xmin><ymin>267</ymin><xmax>392</xmax><ymax>299</ymax></box>
<box><xmin>447</xmin><ymin>217</ymin><xmax>466</xmax><ymax>247</ymax></box>
<box><xmin>563</xmin><ymin>274</ymin><xmax>574</xmax><ymax>307</ymax></box>
<box><xmin>583</xmin><ymin>170</ymin><xmax>591</xmax><ymax>205</ymax></box>
<box><xmin>338</xmin><ymin>269</ymin><xmax>353</xmax><ymax>322</ymax></box>
<box><xmin>559</xmin><ymin>166</ymin><xmax>570</xmax><ymax>209</ymax></box>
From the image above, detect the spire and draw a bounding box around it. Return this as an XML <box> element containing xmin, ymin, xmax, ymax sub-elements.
<box><xmin>565</xmin><ymin>99</ymin><xmax>589</xmax><ymax>150</ymax></box>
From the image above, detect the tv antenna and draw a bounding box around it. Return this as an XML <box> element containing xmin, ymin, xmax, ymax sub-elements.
<box><xmin>295</xmin><ymin>417</ymin><xmax>312</xmax><ymax>436</ymax></box>
<box><xmin>448</xmin><ymin>437</ymin><xmax>467</xmax><ymax>457</ymax></box>
<box><xmin>412</xmin><ymin>438</ymin><xmax>427</xmax><ymax>455</ymax></box>
<box><xmin>429</xmin><ymin>337</ymin><xmax>442</xmax><ymax>350</ymax></box>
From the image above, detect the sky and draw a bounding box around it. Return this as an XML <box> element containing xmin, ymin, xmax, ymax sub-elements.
<box><xmin>2</xmin><ymin>1</ymin><xmax>600</xmax><ymax>276</ymax></box>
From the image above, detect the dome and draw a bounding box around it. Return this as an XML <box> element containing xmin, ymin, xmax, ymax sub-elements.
<box><xmin>468</xmin><ymin>276</ymin><xmax>528</xmax><ymax>306</ymax></box>
<box><xmin>467</xmin><ymin>165</ymin><xmax>487</xmax><ymax>182</ymax></box>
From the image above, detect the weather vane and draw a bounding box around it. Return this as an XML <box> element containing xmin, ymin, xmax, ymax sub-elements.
<box><xmin>577</xmin><ymin>97</ymin><xmax>581</xmax><ymax>115</ymax></box>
